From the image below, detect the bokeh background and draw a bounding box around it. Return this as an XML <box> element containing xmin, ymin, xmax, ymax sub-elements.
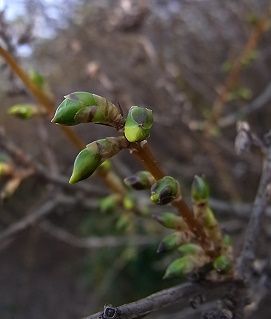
<box><xmin>1</xmin><ymin>0</ymin><xmax>271</xmax><ymax>318</ymax></box>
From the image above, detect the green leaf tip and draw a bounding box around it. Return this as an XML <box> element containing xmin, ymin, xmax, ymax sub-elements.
<box><xmin>52</xmin><ymin>92</ymin><xmax>123</xmax><ymax>128</ymax></box>
<box><xmin>124</xmin><ymin>106</ymin><xmax>153</xmax><ymax>142</ymax></box>
<box><xmin>213</xmin><ymin>255</ymin><xmax>232</xmax><ymax>274</ymax></box>
<box><xmin>191</xmin><ymin>175</ymin><xmax>210</xmax><ymax>203</ymax></box>
<box><xmin>151</xmin><ymin>176</ymin><xmax>181</xmax><ymax>205</ymax></box>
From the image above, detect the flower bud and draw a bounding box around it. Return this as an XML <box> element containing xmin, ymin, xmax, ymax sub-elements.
<box><xmin>191</xmin><ymin>175</ymin><xmax>210</xmax><ymax>204</ymax></box>
<box><xmin>99</xmin><ymin>194</ymin><xmax>121</xmax><ymax>213</ymax></box>
<box><xmin>0</xmin><ymin>162</ymin><xmax>13</xmax><ymax>177</ymax></box>
<box><xmin>8</xmin><ymin>104</ymin><xmax>40</xmax><ymax>119</ymax></box>
<box><xmin>178</xmin><ymin>243</ymin><xmax>203</xmax><ymax>256</ymax></box>
<box><xmin>52</xmin><ymin>92</ymin><xmax>123</xmax><ymax>128</ymax></box>
<box><xmin>213</xmin><ymin>255</ymin><xmax>232</xmax><ymax>274</ymax></box>
<box><xmin>150</xmin><ymin>176</ymin><xmax>181</xmax><ymax>205</ymax></box>
<box><xmin>157</xmin><ymin>231</ymin><xmax>190</xmax><ymax>253</ymax></box>
<box><xmin>163</xmin><ymin>255</ymin><xmax>197</xmax><ymax>279</ymax></box>
<box><xmin>124</xmin><ymin>171</ymin><xmax>155</xmax><ymax>190</ymax></box>
<box><xmin>69</xmin><ymin>136</ymin><xmax>128</xmax><ymax>184</ymax></box>
<box><xmin>154</xmin><ymin>212</ymin><xmax>186</xmax><ymax>230</ymax></box>
<box><xmin>29</xmin><ymin>70</ymin><xmax>45</xmax><ymax>89</ymax></box>
<box><xmin>124</xmin><ymin>106</ymin><xmax>153</xmax><ymax>142</ymax></box>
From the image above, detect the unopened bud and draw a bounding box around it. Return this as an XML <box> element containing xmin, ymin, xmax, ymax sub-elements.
<box><xmin>151</xmin><ymin>176</ymin><xmax>181</xmax><ymax>205</ymax></box>
<box><xmin>157</xmin><ymin>231</ymin><xmax>190</xmax><ymax>253</ymax></box>
<box><xmin>154</xmin><ymin>212</ymin><xmax>186</xmax><ymax>230</ymax></box>
<box><xmin>69</xmin><ymin>136</ymin><xmax>128</xmax><ymax>184</ymax></box>
<box><xmin>163</xmin><ymin>255</ymin><xmax>197</xmax><ymax>279</ymax></box>
<box><xmin>124</xmin><ymin>171</ymin><xmax>155</xmax><ymax>190</ymax></box>
<box><xmin>8</xmin><ymin>104</ymin><xmax>41</xmax><ymax>119</ymax></box>
<box><xmin>178</xmin><ymin>243</ymin><xmax>203</xmax><ymax>256</ymax></box>
<box><xmin>192</xmin><ymin>175</ymin><xmax>209</xmax><ymax>204</ymax></box>
<box><xmin>52</xmin><ymin>92</ymin><xmax>123</xmax><ymax>128</ymax></box>
<box><xmin>124</xmin><ymin>106</ymin><xmax>153</xmax><ymax>142</ymax></box>
<box><xmin>213</xmin><ymin>255</ymin><xmax>232</xmax><ymax>273</ymax></box>
<box><xmin>99</xmin><ymin>194</ymin><xmax>121</xmax><ymax>213</ymax></box>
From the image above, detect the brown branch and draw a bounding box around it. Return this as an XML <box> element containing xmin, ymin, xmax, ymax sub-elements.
<box><xmin>130</xmin><ymin>141</ymin><xmax>217</xmax><ymax>258</ymax></box>
<box><xmin>83</xmin><ymin>280</ymin><xmax>241</xmax><ymax>319</ymax></box>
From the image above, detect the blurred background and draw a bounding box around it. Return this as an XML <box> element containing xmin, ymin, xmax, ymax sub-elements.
<box><xmin>0</xmin><ymin>0</ymin><xmax>271</xmax><ymax>318</ymax></box>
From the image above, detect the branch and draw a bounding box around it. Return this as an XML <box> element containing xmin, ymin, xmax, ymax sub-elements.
<box><xmin>237</xmin><ymin>145</ymin><xmax>271</xmax><ymax>280</ymax></box>
<box><xmin>83</xmin><ymin>280</ymin><xmax>241</xmax><ymax>319</ymax></box>
<box><xmin>39</xmin><ymin>221</ymin><xmax>158</xmax><ymax>249</ymax></box>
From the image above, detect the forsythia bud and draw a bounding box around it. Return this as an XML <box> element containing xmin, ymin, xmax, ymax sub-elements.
<box><xmin>124</xmin><ymin>171</ymin><xmax>155</xmax><ymax>190</ymax></box>
<box><xmin>69</xmin><ymin>136</ymin><xmax>128</xmax><ymax>184</ymax></box>
<box><xmin>8</xmin><ymin>104</ymin><xmax>40</xmax><ymax>119</ymax></box>
<box><xmin>154</xmin><ymin>212</ymin><xmax>187</xmax><ymax>230</ymax></box>
<box><xmin>29</xmin><ymin>70</ymin><xmax>45</xmax><ymax>89</ymax></box>
<box><xmin>163</xmin><ymin>255</ymin><xmax>197</xmax><ymax>279</ymax></box>
<box><xmin>99</xmin><ymin>194</ymin><xmax>121</xmax><ymax>213</ymax></box>
<box><xmin>52</xmin><ymin>92</ymin><xmax>123</xmax><ymax>128</ymax></box>
<box><xmin>178</xmin><ymin>243</ymin><xmax>203</xmax><ymax>256</ymax></box>
<box><xmin>191</xmin><ymin>175</ymin><xmax>210</xmax><ymax>204</ymax></box>
<box><xmin>213</xmin><ymin>255</ymin><xmax>232</xmax><ymax>273</ymax></box>
<box><xmin>124</xmin><ymin>106</ymin><xmax>153</xmax><ymax>142</ymax></box>
<box><xmin>150</xmin><ymin>176</ymin><xmax>181</xmax><ymax>205</ymax></box>
<box><xmin>157</xmin><ymin>231</ymin><xmax>190</xmax><ymax>253</ymax></box>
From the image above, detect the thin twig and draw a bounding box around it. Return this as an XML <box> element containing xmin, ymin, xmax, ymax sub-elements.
<box><xmin>39</xmin><ymin>221</ymin><xmax>159</xmax><ymax>249</ymax></box>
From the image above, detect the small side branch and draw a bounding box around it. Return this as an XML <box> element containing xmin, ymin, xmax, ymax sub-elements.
<box><xmin>83</xmin><ymin>280</ymin><xmax>241</xmax><ymax>319</ymax></box>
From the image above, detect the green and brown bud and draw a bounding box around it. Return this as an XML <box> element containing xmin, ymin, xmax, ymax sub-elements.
<box><xmin>69</xmin><ymin>136</ymin><xmax>128</xmax><ymax>184</ymax></box>
<box><xmin>8</xmin><ymin>104</ymin><xmax>42</xmax><ymax>119</ymax></box>
<box><xmin>151</xmin><ymin>176</ymin><xmax>181</xmax><ymax>205</ymax></box>
<box><xmin>157</xmin><ymin>231</ymin><xmax>190</xmax><ymax>253</ymax></box>
<box><xmin>192</xmin><ymin>175</ymin><xmax>210</xmax><ymax>204</ymax></box>
<box><xmin>124</xmin><ymin>171</ymin><xmax>155</xmax><ymax>190</ymax></box>
<box><xmin>124</xmin><ymin>106</ymin><xmax>153</xmax><ymax>142</ymax></box>
<box><xmin>154</xmin><ymin>212</ymin><xmax>187</xmax><ymax>230</ymax></box>
<box><xmin>52</xmin><ymin>92</ymin><xmax>123</xmax><ymax>128</ymax></box>
<box><xmin>213</xmin><ymin>255</ymin><xmax>232</xmax><ymax>274</ymax></box>
<box><xmin>0</xmin><ymin>162</ymin><xmax>13</xmax><ymax>177</ymax></box>
<box><xmin>178</xmin><ymin>243</ymin><xmax>203</xmax><ymax>256</ymax></box>
<box><xmin>163</xmin><ymin>255</ymin><xmax>197</xmax><ymax>279</ymax></box>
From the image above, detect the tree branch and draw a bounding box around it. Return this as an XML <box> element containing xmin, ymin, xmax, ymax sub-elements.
<box><xmin>83</xmin><ymin>280</ymin><xmax>241</xmax><ymax>319</ymax></box>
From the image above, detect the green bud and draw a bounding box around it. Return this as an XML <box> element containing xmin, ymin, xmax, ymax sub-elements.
<box><xmin>52</xmin><ymin>92</ymin><xmax>123</xmax><ymax>128</ymax></box>
<box><xmin>98</xmin><ymin>160</ymin><xmax>112</xmax><ymax>172</ymax></box>
<box><xmin>124</xmin><ymin>171</ymin><xmax>155</xmax><ymax>190</ymax></box>
<box><xmin>213</xmin><ymin>255</ymin><xmax>232</xmax><ymax>274</ymax></box>
<box><xmin>116</xmin><ymin>214</ymin><xmax>132</xmax><ymax>232</ymax></box>
<box><xmin>223</xmin><ymin>235</ymin><xmax>232</xmax><ymax>247</ymax></box>
<box><xmin>8</xmin><ymin>104</ymin><xmax>40</xmax><ymax>119</ymax></box>
<box><xmin>123</xmin><ymin>195</ymin><xmax>135</xmax><ymax>210</ymax></box>
<box><xmin>163</xmin><ymin>256</ymin><xmax>196</xmax><ymax>279</ymax></box>
<box><xmin>191</xmin><ymin>175</ymin><xmax>209</xmax><ymax>204</ymax></box>
<box><xmin>157</xmin><ymin>231</ymin><xmax>188</xmax><ymax>253</ymax></box>
<box><xmin>151</xmin><ymin>176</ymin><xmax>181</xmax><ymax>205</ymax></box>
<box><xmin>178</xmin><ymin>243</ymin><xmax>203</xmax><ymax>256</ymax></box>
<box><xmin>69</xmin><ymin>136</ymin><xmax>127</xmax><ymax>184</ymax></box>
<box><xmin>124</xmin><ymin>106</ymin><xmax>153</xmax><ymax>142</ymax></box>
<box><xmin>29</xmin><ymin>70</ymin><xmax>45</xmax><ymax>89</ymax></box>
<box><xmin>154</xmin><ymin>212</ymin><xmax>186</xmax><ymax>230</ymax></box>
<box><xmin>203</xmin><ymin>207</ymin><xmax>217</xmax><ymax>229</ymax></box>
<box><xmin>99</xmin><ymin>194</ymin><xmax>120</xmax><ymax>213</ymax></box>
<box><xmin>0</xmin><ymin>162</ymin><xmax>13</xmax><ymax>176</ymax></box>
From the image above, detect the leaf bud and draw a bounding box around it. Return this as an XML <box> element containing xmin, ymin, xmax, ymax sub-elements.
<box><xmin>154</xmin><ymin>212</ymin><xmax>186</xmax><ymax>230</ymax></box>
<box><xmin>99</xmin><ymin>194</ymin><xmax>121</xmax><ymax>213</ymax></box>
<box><xmin>150</xmin><ymin>176</ymin><xmax>181</xmax><ymax>205</ymax></box>
<box><xmin>191</xmin><ymin>175</ymin><xmax>210</xmax><ymax>204</ymax></box>
<box><xmin>213</xmin><ymin>255</ymin><xmax>232</xmax><ymax>274</ymax></box>
<box><xmin>8</xmin><ymin>104</ymin><xmax>41</xmax><ymax>119</ymax></box>
<box><xmin>163</xmin><ymin>255</ymin><xmax>197</xmax><ymax>279</ymax></box>
<box><xmin>124</xmin><ymin>170</ymin><xmax>155</xmax><ymax>190</ymax></box>
<box><xmin>124</xmin><ymin>106</ymin><xmax>153</xmax><ymax>142</ymax></box>
<box><xmin>178</xmin><ymin>243</ymin><xmax>203</xmax><ymax>256</ymax></box>
<box><xmin>157</xmin><ymin>231</ymin><xmax>190</xmax><ymax>253</ymax></box>
<box><xmin>69</xmin><ymin>136</ymin><xmax>128</xmax><ymax>184</ymax></box>
<box><xmin>52</xmin><ymin>92</ymin><xmax>123</xmax><ymax>128</ymax></box>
